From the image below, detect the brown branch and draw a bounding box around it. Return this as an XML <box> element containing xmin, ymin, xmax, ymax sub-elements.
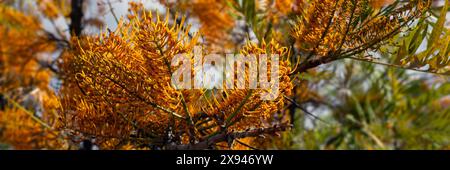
<box><xmin>70</xmin><ymin>0</ymin><xmax>84</xmax><ymax>36</ymax></box>
<box><xmin>166</xmin><ymin>124</ymin><xmax>292</xmax><ymax>150</ymax></box>
<box><xmin>284</xmin><ymin>95</ymin><xmax>329</xmax><ymax>125</ymax></box>
<box><xmin>0</xmin><ymin>95</ymin><xmax>4</xmax><ymax>110</ymax></box>
<box><xmin>107</xmin><ymin>0</ymin><xmax>119</xmax><ymax>24</ymax></box>
<box><xmin>235</xmin><ymin>139</ymin><xmax>259</xmax><ymax>150</ymax></box>
<box><xmin>293</xmin><ymin>55</ymin><xmax>341</xmax><ymax>74</ymax></box>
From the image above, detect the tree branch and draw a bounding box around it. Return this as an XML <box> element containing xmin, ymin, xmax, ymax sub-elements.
<box><xmin>166</xmin><ymin>124</ymin><xmax>292</xmax><ymax>150</ymax></box>
<box><xmin>70</xmin><ymin>0</ymin><xmax>84</xmax><ymax>36</ymax></box>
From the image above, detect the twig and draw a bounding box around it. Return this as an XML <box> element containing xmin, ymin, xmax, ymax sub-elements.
<box><xmin>346</xmin><ymin>56</ymin><xmax>449</xmax><ymax>76</ymax></box>
<box><xmin>166</xmin><ymin>124</ymin><xmax>291</xmax><ymax>150</ymax></box>
<box><xmin>224</xmin><ymin>90</ymin><xmax>253</xmax><ymax>127</ymax></box>
<box><xmin>284</xmin><ymin>95</ymin><xmax>330</xmax><ymax>125</ymax></box>
<box><xmin>107</xmin><ymin>0</ymin><xmax>120</xmax><ymax>25</ymax></box>
<box><xmin>235</xmin><ymin>139</ymin><xmax>259</xmax><ymax>150</ymax></box>
<box><xmin>3</xmin><ymin>95</ymin><xmax>52</xmax><ymax>129</ymax></box>
<box><xmin>70</xmin><ymin>0</ymin><xmax>84</xmax><ymax>36</ymax></box>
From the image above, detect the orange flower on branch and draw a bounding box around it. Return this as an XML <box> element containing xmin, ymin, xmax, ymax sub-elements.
<box><xmin>58</xmin><ymin>3</ymin><xmax>293</xmax><ymax>149</ymax></box>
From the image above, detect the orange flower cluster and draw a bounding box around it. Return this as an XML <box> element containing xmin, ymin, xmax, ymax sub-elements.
<box><xmin>292</xmin><ymin>0</ymin><xmax>431</xmax><ymax>56</ymax></box>
<box><xmin>37</xmin><ymin>0</ymin><xmax>60</xmax><ymax>19</ymax></box>
<box><xmin>370</xmin><ymin>0</ymin><xmax>395</xmax><ymax>9</ymax></box>
<box><xmin>57</xmin><ymin>3</ymin><xmax>293</xmax><ymax>149</ymax></box>
<box><xmin>274</xmin><ymin>0</ymin><xmax>294</xmax><ymax>15</ymax></box>
<box><xmin>0</xmin><ymin>4</ymin><xmax>64</xmax><ymax>149</ymax></box>
<box><xmin>208</xmin><ymin>40</ymin><xmax>293</xmax><ymax>131</ymax></box>
<box><xmin>160</xmin><ymin>0</ymin><xmax>236</xmax><ymax>51</ymax></box>
<box><xmin>0</xmin><ymin>4</ymin><xmax>54</xmax><ymax>92</ymax></box>
<box><xmin>0</xmin><ymin>93</ymin><xmax>66</xmax><ymax>149</ymax></box>
<box><xmin>210</xmin><ymin>40</ymin><xmax>294</xmax><ymax>149</ymax></box>
<box><xmin>58</xmin><ymin>5</ymin><xmax>200</xmax><ymax>148</ymax></box>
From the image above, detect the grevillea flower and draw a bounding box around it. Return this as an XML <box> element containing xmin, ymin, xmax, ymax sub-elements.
<box><xmin>57</xmin><ymin>3</ymin><xmax>293</xmax><ymax>149</ymax></box>
<box><xmin>0</xmin><ymin>4</ymin><xmax>64</xmax><ymax>149</ymax></box>
<box><xmin>159</xmin><ymin>0</ymin><xmax>236</xmax><ymax>51</ymax></box>
<box><xmin>291</xmin><ymin>0</ymin><xmax>431</xmax><ymax>57</ymax></box>
<box><xmin>59</xmin><ymin>4</ymin><xmax>201</xmax><ymax>148</ymax></box>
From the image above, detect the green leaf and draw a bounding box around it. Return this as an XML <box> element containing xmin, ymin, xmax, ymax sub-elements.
<box><xmin>408</xmin><ymin>20</ymin><xmax>427</xmax><ymax>54</ymax></box>
<box><xmin>428</xmin><ymin>0</ymin><xmax>448</xmax><ymax>48</ymax></box>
